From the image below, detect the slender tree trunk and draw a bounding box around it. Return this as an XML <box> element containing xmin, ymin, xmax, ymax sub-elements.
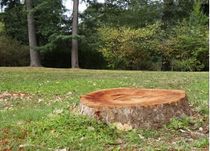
<box><xmin>26</xmin><ymin>0</ymin><xmax>41</xmax><ymax>67</ymax></box>
<box><xmin>71</xmin><ymin>0</ymin><xmax>79</xmax><ymax>68</ymax></box>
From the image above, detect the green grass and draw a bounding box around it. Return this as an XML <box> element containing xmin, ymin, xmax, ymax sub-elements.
<box><xmin>0</xmin><ymin>67</ymin><xmax>208</xmax><ymax>150</ymax></box>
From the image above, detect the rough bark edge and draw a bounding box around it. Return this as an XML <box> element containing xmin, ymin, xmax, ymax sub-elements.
<box><xmin>79</xmin><ymin>97</ymin><xmax>192</xmax><ymax>128</ymax></box>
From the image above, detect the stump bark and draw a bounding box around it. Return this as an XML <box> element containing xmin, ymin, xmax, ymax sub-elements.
<box><xmin>79</xmin><ymin>88</ymin><xmax>191</xmax><ymax>128</ymax></box>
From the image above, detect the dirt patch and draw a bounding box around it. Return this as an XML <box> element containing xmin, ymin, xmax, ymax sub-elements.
<box><xmin>0</xmin><ymin>92</ymin><xmax>33</xmax><ymax>110</ymax></box>
<box><xmin>0</xmin><ymin>92</ymin><xmax>32</xmax><ymax>100</ymax></box>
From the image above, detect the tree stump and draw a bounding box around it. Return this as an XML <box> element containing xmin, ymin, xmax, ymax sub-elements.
<box><xmin>79</xmin><ymin>88</ymin><xmax>192</xmax><ymax>128</ymax></box>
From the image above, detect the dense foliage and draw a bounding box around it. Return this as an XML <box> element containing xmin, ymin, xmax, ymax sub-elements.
<box><xmin>0</xmin><ymin>0</ymin><xmax>208</xmax><ymax>70</ymax></box>
<box><xmin>158</xmin><ymin>1</ymin><xmax>209</xmax><ymax>71</ymax></box>
<box><xmin>164</xmin><ymin>21</ymin><xmax>208</xmax><ymax>71</ymax></box>
<box><xmin>0</xmin><ymin>35</ymin><xmax>29</xmax><ymax>66</ymax></box>
<box><xmin>98</xmin><ymin>23</ymin><xmax>161</xmax><ymax>70</ymax></box>
<box><xmin>0</xmin><ymin>20</ymin><xmax>29</xmax><ymax>66</ymax></box>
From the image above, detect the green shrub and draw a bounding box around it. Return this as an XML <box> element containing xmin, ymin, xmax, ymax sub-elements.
<box><xmin>97</xmin><ymin>16</ymin><xmax>208</xmax><ymax>71</ymax></box>
<box><xmin>157</xmin><ymin>20</ymin><xmax>208</xmax><ymax>71</ymax></box>
<box><xmin>0</xmin><ymin>36</ymin><xmax>29</xmax><ymax>66</ymax></box>
<box><xmin>158</xmin><ymin>1</ymin><xmax>208</xmax><ymax>71</ymax></box>
<box><xmin>173</xmin><ymin>22</ymin><xmax>208</xmax><ymax>71</ymax></box>
<box><xmin>97</xmin><ymin>23</ymin><xmax>161</xmax><ymax>70</ymax></box>
<box><xmin>172</xmin><ymin>58</ymin><xmax>204</xmax><ymax>71</ymax></box>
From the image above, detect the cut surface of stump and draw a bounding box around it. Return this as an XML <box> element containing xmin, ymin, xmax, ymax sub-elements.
<box><xmin>80</xmin><ymin>88</ymin><xmax>191</xmax><ymax>128</ymax></box>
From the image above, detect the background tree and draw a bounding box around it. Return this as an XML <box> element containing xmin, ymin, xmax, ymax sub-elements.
<box><xmin>0</xmin><ymin>0</ymin><xmax>28</xmax><ymax>43</ymax></box>
<box><xmin>26</xmin><ymin>0</ymin><xmax>41</xmax><ymax>66</ymax></box>
<box><xmin>71</xmin><ymin>0</ymin><xmax>79</xmax><ymax>68</ymax></box>
<box><xmin>0</xmin><ymin>0</ymin><xmax>71</xmax><ymax>67</ymax></box>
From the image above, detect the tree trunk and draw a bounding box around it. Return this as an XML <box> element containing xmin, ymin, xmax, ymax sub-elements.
<box><xmin>71</xmin><ymin>0</ymin><xmax>79</xmax><ymax>68</ymax></box>
<box><xmin>26</xmin><ymin>0</ymin><xmax>41</xmax><ymax>67</ymax></box>
<box><xmin>80</xmin><ymin>88</ymin><xmax>192</xmax><ymax>129</ymax></box>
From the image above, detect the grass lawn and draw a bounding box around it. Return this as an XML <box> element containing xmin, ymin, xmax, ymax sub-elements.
<box><xmin>0</xmin><ymin>67</ymin><xmax>208</xmax><ymax>150</ymax></box>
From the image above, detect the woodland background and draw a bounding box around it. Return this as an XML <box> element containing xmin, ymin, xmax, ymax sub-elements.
<box><xmin>0</xmin><ymin>0</ymin><xmax>209</xmax><ymax>71</ymax></box>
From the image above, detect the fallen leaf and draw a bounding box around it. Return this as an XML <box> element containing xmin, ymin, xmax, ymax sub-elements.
<box><xmin>113</xmin><ymin>122</ymin><xmax>132</xmax><ymax>131</ymax></box>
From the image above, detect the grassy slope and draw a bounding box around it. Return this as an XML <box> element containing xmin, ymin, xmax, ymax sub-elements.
<box><xmin>0</xmin><ymin>67</ymin><xmax>208</xmax><ymax>150</ymax></box>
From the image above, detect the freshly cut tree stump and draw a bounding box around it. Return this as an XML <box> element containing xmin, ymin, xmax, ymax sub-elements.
<box><xmin>79</xmin><ymin>88</ymin><xmax>191</xmax><ymax>128</ymax></box>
